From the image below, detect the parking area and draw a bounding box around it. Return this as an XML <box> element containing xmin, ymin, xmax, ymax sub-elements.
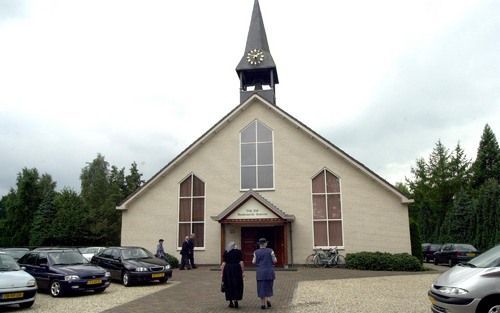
<box><xmin>0</xmin><ymin>281</ymin><xmax>177</xmax><ymax>313</ymax></box>
<box><xmin>1</xmin><ymin>267</ymin><xmax>444</xmax><ymax>313</ymax></box>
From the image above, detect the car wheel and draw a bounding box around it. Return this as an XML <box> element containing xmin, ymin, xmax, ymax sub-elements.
<box><xmin>486</xmin><ymin>303</ymin><xmax>500</xmax><ymax>313</ymax></box>
<box><xmin>122</xmin><ymin>272</ymin><xmax>131</xmax><ymax>287</ymax></box>
<box><xmin>425</xmin><ymin>256</ymin><xmax>430</xmax><ymax>263</ymax></box>
<box><xmin>160</xmin><ymin>278</ymin><xmax>168</xmax><ymax>284</ymax></box>
<box><xmin>50</xmin><ymin>280</ymin><xmax>63</xmax><ymax>297</ymax></box>
<box><xmin>434</xmin><ymin>258</ymin><xmax>438</xmax><ymax>265</ymax></box>
<box><xmin>19</xmin><ymin>301</ymin><xmax>35</xmax><ymax>308</ymax></box>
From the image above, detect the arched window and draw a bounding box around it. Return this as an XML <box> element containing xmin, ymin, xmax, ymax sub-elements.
<box><xmin>311</xmin><ymin>169</ymin><xmax>343</xmax><ymax>247</ymax></box>
<box><xmin>240</xmin><ymin>120</ymin><xmax>274</xmax><ymax>190</ymax></box>
<box><xmin>178</xmin><ymin>174</ymin><xmax>205</xmax><ymax>248</ymax></box>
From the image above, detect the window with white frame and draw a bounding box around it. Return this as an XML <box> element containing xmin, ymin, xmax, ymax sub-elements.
<box><xmin>311</xmin><ymin>169</ymin><xmax>343</xmax><ymax>247</ymax></box>
<box><xmin>178</xmin><ymin>174</ymin><xmax>205</xmax><ymax>247</ymax></box>
<box><xmin>240</xmin><ymin>120</ymin><xmax>274</xmax><ymax>190</ymax></box>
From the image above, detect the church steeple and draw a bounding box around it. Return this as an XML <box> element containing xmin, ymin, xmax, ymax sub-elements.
<box><xmin>236</xmin><ymin>0</ymin><xmax>279</xmax><ymax>105</ymax></box>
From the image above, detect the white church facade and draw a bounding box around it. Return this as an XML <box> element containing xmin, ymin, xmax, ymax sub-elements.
<box><xmin>117</xmin><ymin>0</ymin><xmax>412</xmax><ymax>266</ymax></box>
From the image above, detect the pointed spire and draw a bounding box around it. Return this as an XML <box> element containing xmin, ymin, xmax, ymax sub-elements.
<box><xmin>244</xmin><ymin>0</ymin><xmax>270</xmax><ymax>53</ymax></box>
<box><xmin>236</xmin><ymin>0</ymin><xmax>279</xmax><ymax>104</ymax></box>
<box><xmin>236</xmin><ymin>0</ymin><xmax>277</xmax><ymax>74</ymax></box>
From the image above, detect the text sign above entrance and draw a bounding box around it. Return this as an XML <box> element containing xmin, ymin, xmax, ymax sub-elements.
<box><xmin>226</xmin><ymin>198</ymin><xmax>279</xmax><ymax>220</ymax></box>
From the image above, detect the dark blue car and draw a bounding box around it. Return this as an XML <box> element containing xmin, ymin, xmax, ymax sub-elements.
<box><xmin>17</xmin><ymin>248</ymin><xmax>111</xmax><ymax>297</ymax></box>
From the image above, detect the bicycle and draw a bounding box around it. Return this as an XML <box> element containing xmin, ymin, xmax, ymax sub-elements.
<box><xmin>305</xmin><ymin>247</ymin><xmax>346</xmax><ymax>268</ymax></box>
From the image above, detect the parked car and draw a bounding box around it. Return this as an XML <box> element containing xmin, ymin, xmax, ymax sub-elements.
<box><xmin>91</xmin><ymin>246</ymin><xmax>172</xmax><ymax>287</ymax></box>
<box><xmin>434</xmin><ymin>244</ymin><xmax>479</xmax><ymax>267</ymax></box>
<box><xmin>428</xmin><ymin>244</ymin><xmax>500</xmax><ymax>313</ymax></box>
<box><xmin>0</xmin><ymin>252</ymin><xmax>37</xmax><ymax>308</ymax></box>
<box><xmin>78</xmin><ymin>247</ymin><xmax>106</xmax><ymax>262</ymax></box>
<box><xmin>0</xmin><ymin>248</ymin><xmax>30</xmax><ymax>261</ymax></box>
<box><xmin>422</xmin><ymin>243</ymin><xmax>442</xmax><ymax>263</ymax></box>
<box><xmin>17</xmin><ymin>248</ymin><xmax>111</xmax><ymax>297</ymax></box>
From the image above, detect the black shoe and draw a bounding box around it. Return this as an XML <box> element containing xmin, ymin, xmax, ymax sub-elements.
<box><xmin>229</xmin><ymin>301</ymin><xmax>234</xmax><ymax>308</ymax></box>
<box><xmin>187</xmin><ymin>267</ymin><xmax>191</xmax><ymax>270</ymax></box>
<box><xmin>267</xmin><ymin>301</ymin><xmax>271</xmax><ymax>308</ymax></box>
<box><xmin>234</xmin><ymin>301</ymin><xmax>238</xmax><ymax>308</ymax></box>
<box><xmin>261</xmin><ymin>305</ymin><xmax>266</xmax><ymax>310</ymax></box>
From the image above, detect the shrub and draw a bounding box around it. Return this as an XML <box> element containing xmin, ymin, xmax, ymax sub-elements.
<box><xmin>165</xmin><ymin>253</ymin><xmax>179</xmax><ymax>268</ymax></box>
<box><xmin>346</xmin><ymin>251</ymin><xmax>423</xmax><ymax>271</ymax></box>
<box><xmin>409</xmin><ymin>219</ymin><xmax>423</xmax><ymax>262</ymax></box>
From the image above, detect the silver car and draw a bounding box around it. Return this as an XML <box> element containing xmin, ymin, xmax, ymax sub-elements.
<box><xmin>0</xmin><ymin>252</ymin><xmax>37</xmax><ymax>308</ymax></box>
<box><xmin>428</xmin><ymin>244</ymin><xmax>500</xmax><ymax>313</ymax></box>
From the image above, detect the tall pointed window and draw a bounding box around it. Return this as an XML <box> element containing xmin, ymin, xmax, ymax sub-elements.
<box><xmin>240</xmin><ymin>120</ymin><xmax>274</xmax><ymax>190</ymax></box>
<box><xmin>178</xmin><ymin>174</ymin><xmax>205</xmax><ymax>248</ymax></box>
<box><xmin>312</xmin><ymin>169</ymin><xmax>343</xmax><ymax>247</ymax></box>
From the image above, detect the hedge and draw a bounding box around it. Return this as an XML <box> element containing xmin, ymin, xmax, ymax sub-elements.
<box><xmin>346</xmin><ymin>252</ymin><xmax>423</xmax><ymax>271</ymax></box>
<box><xmin>164</xmin><ymin>253</ymin><xmax>180</xmax><ymax>268</ymax></box>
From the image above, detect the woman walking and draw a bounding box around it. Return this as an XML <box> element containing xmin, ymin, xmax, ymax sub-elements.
<box><xmin>253</xmin><ymin>238</ymin><xmax>277</xmax><ymax>310</ymax></box>
<box><xmin>221</xmin><ymin>241</ymin><xmax>244</xmax><ymax>308</ymax></box>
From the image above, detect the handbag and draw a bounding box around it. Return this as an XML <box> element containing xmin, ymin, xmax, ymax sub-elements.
<box><xmin>220</xmin><ymin>281</ymin><xmax>225</xmax><ymax>293</ymax></box>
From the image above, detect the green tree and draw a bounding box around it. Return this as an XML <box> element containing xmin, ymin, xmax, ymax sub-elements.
<box><xmin>125</xmin><ymin>162</ymin><xmax>144</xmax><ymax>195</ymax></box>
<box><xmin>5</xmin><ymin>168</ymin><xmax>43</xmax><ymax>245</ymax></box>
<box><xmin>471</xmin><ymin>124</ymin><xmax>500</xmax><ymax>188</ymax></box>
<box><xmin>51</xmin><ymin>189</ymin><xmax>88</xmax><ymax>246</ymax></box>
<box><xmin>439</xmin><ymin>190</ymin><xmax>475</xmax><ymax>243</ymax></box>
<box><xmin>473</xmin><ymin>179</ymin><xmax>500</xmax><ymax>250</ymax></box>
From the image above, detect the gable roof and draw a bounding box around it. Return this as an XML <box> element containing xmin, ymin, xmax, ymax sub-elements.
<box><xmin>212</xmin><ymin>190</ymin><xmax>295</xmax><ymax>222</ymax></box>
<box><xmin>117</xmin><ymin>95</ymin><xmax>412</xmax><ymax>210</ymax></box>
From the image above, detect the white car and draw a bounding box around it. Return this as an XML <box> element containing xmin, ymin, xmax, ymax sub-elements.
<box><xmin>78</xmin><ymin>247</ymin><xmax>106</xmax><ymax>262</ymax></box>
<box><xmin>0</xmin><ymin>252</ymin><xmax>37</xmax><ymax>308</ymax></box>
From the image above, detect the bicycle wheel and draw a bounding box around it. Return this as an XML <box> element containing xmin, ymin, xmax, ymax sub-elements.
<box><xmin>305</xmin><ymin>254</ymin><xmax>316</xmax><ymax>267</ymax></box>
<box><xmin>334</xmin><ymin>255</ymin><xmax>346</xmax><ymax>268</ymax></box>
<box><xmin>313</xmin><ymin>254</ymin><xmax>323</xmax><ymax>268</ymax></box>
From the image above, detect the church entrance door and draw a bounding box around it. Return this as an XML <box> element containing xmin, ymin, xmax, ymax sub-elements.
<box><xmin>241</xmin><ymin>226</ymin><xmax>284</xmax><ymax>267</ymax></box>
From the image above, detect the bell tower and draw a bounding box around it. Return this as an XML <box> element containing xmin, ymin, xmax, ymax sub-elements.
<box><xmin>236</xmin><ymin>0</ymin><xmax>279</xmax><ymax>105</ymax></box>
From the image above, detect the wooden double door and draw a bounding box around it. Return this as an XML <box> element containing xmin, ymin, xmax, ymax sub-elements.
<box><xmin>241</xmin><ymin>226</ymin><xmax>285</xmax><ymax>266</ymax></box>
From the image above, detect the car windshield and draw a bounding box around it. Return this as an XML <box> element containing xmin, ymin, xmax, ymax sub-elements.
<box><xmin>455</xmin><ymin>244</ymin><xmax>477</xmax><ymax>251</ymax></box>
<box><xmin>121</xmin><ymin>248</ymin><xmax>153</xmax><ymax>260</ymax></box>
<box><xmin>49</xmin><ymin>251</ymin><xmax>88</xmax><ymax>265</ymax></box>
<box><xmin>79</xmin><ymin>247</ymin><xmax>100</xmax><ymax>254</ymax></box>
<box><xmin>0</xmin><ymin>254</ymin><xmax>21</xmax><ymax>271</ymax></box>
<box><xmin>468</xmin><ymin>245</ymin><xmax>500</xmax><ymax>268</ymax></box>
<box><xmin>5</xmin><ymin>250</ymin><xmax>28</xmax><ymax>259</ymax></box>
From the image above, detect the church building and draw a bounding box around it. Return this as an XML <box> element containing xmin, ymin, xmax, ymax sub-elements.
<box><xmin>118</xmin><ymin>0</ymin><xmax>412</xmax><ymax>267</ymax></box>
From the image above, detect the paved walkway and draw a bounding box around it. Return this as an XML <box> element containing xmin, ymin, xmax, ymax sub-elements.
<box><xmin>103</xmin><ymin>267</ymin><xmax>433</xmax><ymax>313</ymax></box>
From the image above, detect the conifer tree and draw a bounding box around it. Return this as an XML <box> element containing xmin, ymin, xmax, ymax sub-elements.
<box><xmin>471</xmin><ymin>124</ymin><xmax>500</xmax><ymax>188</ymax></box>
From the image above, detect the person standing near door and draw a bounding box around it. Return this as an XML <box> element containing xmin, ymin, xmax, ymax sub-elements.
<box><xmin>188</xmin><ymin>233</ymin><xmax>197</xmax><ymax>269</ymax></box>
<box><xmin>252</xmin><ymin>238</ymin><xmax>277</xmax><ymax>310</ymax></box>
<box><xmin>179</xmin><ymin>236</ymin><xmax>191</xmax><ymax>270</ymax></box>
<box><xmin>221</xmin><ymin>241</ymin><xmax>244</xmax><ymax>308</ymax></box>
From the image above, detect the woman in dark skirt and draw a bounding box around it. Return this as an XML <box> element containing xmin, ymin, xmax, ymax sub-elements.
<box><xmin>253</xmin><ymin>238</ymin><xmax>277</xmax><ymax>310</ymax></box>
<box><xmin>221</xmin><ymin>241</ymin><xmax>244</xmax><ymax>308</ymax></box>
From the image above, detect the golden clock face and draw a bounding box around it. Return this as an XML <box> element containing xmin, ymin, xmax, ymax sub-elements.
<box><xmin>246</xmin><ymin>49</ymin><xmax>264</xmax><ymax>65</ymax></box>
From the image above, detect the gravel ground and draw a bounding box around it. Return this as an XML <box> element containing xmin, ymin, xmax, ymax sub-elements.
<box><xmin>0</xmin><ymin>281</ymin><xmax>177</xmax><ymax>313</ymax></box>
<box><xmin>290</xmin><ymin>273</ymin><xmax>439</xmax><ymax>313</ymax></box>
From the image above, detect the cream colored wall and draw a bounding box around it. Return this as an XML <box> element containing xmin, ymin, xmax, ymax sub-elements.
<box><xmin>121</xmin><ymin>99</ymin><xmax>411</xmax><ymax>264</ymax></box>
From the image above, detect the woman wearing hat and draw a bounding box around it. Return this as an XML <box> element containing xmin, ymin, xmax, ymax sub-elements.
<box><xmin>221</xmin><ymin>241</ymin><xmax>244</xmax><ymax>308</ymax></box>
<box><xmin>252</xmin><ymin>238</ymin><xmax>277</xmax><ymax>310</ymax></box>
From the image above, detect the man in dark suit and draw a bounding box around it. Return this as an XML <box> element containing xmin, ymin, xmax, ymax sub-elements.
<box><xmin>188</xmin><ymin>233</ymin><xmax>197</xmax><ymax>269</ymax></box>
<box><xmin>179</xmin><ymin>236</ymin><xmax>191</xmax><ymax>270</ymax></box>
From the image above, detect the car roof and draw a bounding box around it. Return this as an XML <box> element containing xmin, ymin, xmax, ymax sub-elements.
<box><xmin>0</xmin><ymin>248</ymin><xmax>30</xmax><ymax>251</ymax></box>
<box><xmin>32</xmin><ymin>247</ymin><xmax>79</xmax><ymax>252</ymax></box>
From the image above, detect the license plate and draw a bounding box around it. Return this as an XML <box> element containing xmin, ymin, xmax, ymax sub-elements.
<box><xmin>87</xmin><ymin>279</ymin><xmax>102</xmax><ymax>285</ymax></box>
<box><xmin>152</xmin><ymin>273</ymin><xmax>165</xmax><ymax>278</ymax></box>
<box><xmin>466</xmin><ymin>253</ymin><xmax>475</xmax><ymax>257</ymax></box>
<box><xmin>2</xmin><ymin>292</ymin><xmax>24</xmax><ymax>300</ymax></box>
<box><xmin>428</xmin><ymin>296</ymin><xmax>436</xmax><ymax>305</ymax></box>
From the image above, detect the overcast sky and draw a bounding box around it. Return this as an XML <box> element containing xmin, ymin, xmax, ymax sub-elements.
<box><xmin>1</xmin><ymin>0</ymin><xmax>499</xmax><ymax>197</ymax></box>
